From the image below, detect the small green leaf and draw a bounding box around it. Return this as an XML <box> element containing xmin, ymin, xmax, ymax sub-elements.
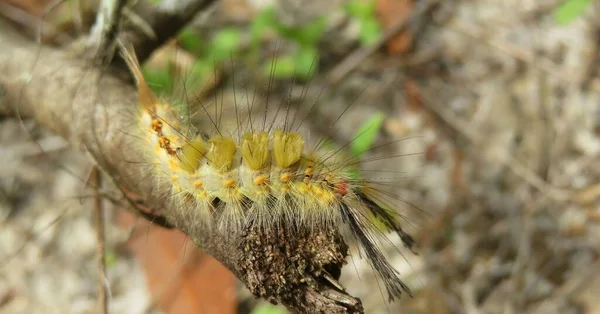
<box><xmin>554</xmin><ymin>0</ymin><xmax>592</xmax><ymax>25</ymax></box>
<box><xmin>251</xmin><ymin>304</ymin><xmax>289</xmax><ymax>314</ymax></box>
<box><xmin>251</xmin><ymin>7</ymin><xmax>277</xmax><ymax>45</ymax></box>
<box><xmin>351</xmin><ymin>112</ymin><xmax>385</xmax><ymax>157</ymax></box>
<box><xmin>263</xmin><ymin>55</ymin><xmax>296</xmax><ymax>78</ymax></box>
<box><xmin>358</xmin><ymin>18</ymin><xmax>382</xmax><ymax>46</ymax></box>
<box><xmin>345</xmin><ymin>0</ymin><xmax>376</xmax><ymax>20</ymax></box>
<box><xmin>294</xmin><ymin>17</ymin><xmax>328</xmax><ymax>45</ymax></box>
<box><xmin>208</xmin><ymin>28</ymin><xmax>241</xmax><ymax>62</ymax></box>
<box><xmin>293</xmin><ymin>46</ymin><xmax>319</xmax><ymax>79</ymax></box>
<box><xmin>178</xmin><ymin>29</ymin><xmax>203</xmax><ymax>55</ymax></box>
<box><xmin>143</xmin><ymin>65</ymin><xmax>173</xmax><ymax>96</ymax></box>
<box><xmin>186</xmin><ymin>60</ymin><xmax>211</xmax><ymax>90</ymax></box>
<box><xmin>105</xmin><ymin>249</ymin><xmax>117</xmax><ymax>267</ymax></box>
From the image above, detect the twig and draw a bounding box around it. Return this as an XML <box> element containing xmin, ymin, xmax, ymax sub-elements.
<box><xmin>123</xmin><ymin>0</ymin><xmax>219</xmax><ymax>63</ymax></box>
<box><xmin>88</xmin><ymin>0</ymin><xmax>128</xmax><ymax>64</ymax></box>
<box><xmin>326</xmin><ymin>0</ymin><xmax>439</xmax><ymax>85</ymax></box>
<box><xmin>91</xmin><ymin>166</ymin><xmax>110</xmax><ymax>314</ymax></box>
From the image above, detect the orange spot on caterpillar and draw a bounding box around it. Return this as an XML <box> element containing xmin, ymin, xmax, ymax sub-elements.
<box><xmin>305</xmin><ymin>166</ymin><xmax>313</xmax><ymax>177</ymax></box>
<box><xmin>280</xmin><ymin>172</ymin><xmax>292</xmax><ymax>183</ymax></box>
<box><xmin>224</xmin><ymin>179</ymin><xmax>236</xmax><ymax>188</ymax></box>
<box><xmin>152</xmin><ymin>119</ymin><xmax>163</xmax><ymax>133</ymax></box>
<box><xmin>158</xmin><ymin>136</ymin><xmax>176</xmax><ymax>155</ymax></box>
<box><xmin>193</xmin><ymin>180</ymin><xmax>203</xmax><ymax>189</ymax></box>
<box><xmin>158</xmin><ymin>136</ymin><xmax>169</xmax><ymax>148</ymax></box>
<box><xmin>254</xmin><ymin>175</ymin><xmax>267</xmax><ymax>186</ymax></box>
<box><xmin>335</xmin><ymin>180</ymin><xmax>349</xmax><ymax>196</ymax></box>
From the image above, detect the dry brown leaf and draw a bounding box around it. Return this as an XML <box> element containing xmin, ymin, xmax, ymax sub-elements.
<box><xmin>376</xmin><ymin>0</ymin><xmax>414</xmax><ymax>55</ymax></box>
<box><xmin>117</xmin><ymin>210</ymin><xmax>237</xmax><ymax>314</ymax></box>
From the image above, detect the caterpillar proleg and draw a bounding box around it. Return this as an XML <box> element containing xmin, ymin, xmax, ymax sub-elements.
<box><xmin>121</xmin><ymin>43</ymin><xmax>418</xmax><ymax>304</ymax></box>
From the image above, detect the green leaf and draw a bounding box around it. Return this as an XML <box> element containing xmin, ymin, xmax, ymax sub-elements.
<box><xmin>351</xmin><ymin>112</ymin><xmax>385</xmax><ymax>157</ymax></box>
<box><xmin>345</xmin><ymin>0</ymin><xmax>376</xmax><ymax>20</ymax></box>
<box><xmin>251</xmin><ymin>304</ymin><xmax>289</xmax><ymax>314</ymax></box>
<box><xmin>143</xmin><ymin>65</ymin><xmax>173</xmax><ymax>96</ymax></box>
<box><xmin>554</xmin><ymin>0</ymin><xmax>592</xmax><ymax>25</ymax></box>
<box><xmin>263</xmin><ymin>55</ymin><xmax>296</xmax><ymax>78</ymax></box>
<box><xmin>294</xmin><ymin>17</ymin><xmax>328</xmax><ymax>45</ymax></box>
<box><xmin>178</xmin><ymin>29</ymin><xmax>203</xmax><ymax>55</ymax></box>
<box><xmin>186</xmin><ymin>60</ymin><xmax>211</xmax><ymax>90</ymax></box>
<box><xmin>104</xmin><ymin>249</ymin><xmax>117</xmax><ymax>267</ymax></box>
<box><xmin>293</xmin><ymin>46</ymin><xmax>319</xmax><ymax>79</ymax></box>
<box><xmin>250</xmin><ymin>6</ymin><xmax>278</xmax><ymax>45</ymax></box>
<box><xmin>358</xmin><ymin>17</ymin><xmax>382</xmax><ymax>46</ymax></box>
<box><xmin>208</xmin><ymin>28</ymin><xmax>241</xmax><ymax>62</ymax></box>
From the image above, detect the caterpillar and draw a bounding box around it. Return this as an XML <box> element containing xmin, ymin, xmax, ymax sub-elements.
<box><xmin>118</xmin><ymin>43</ymin><xmax>419</xmax><ymax>305</ymax></box>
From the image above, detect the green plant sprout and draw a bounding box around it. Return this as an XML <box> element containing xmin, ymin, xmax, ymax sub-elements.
<box><xmin>154</xmin><ymin>2</ymin><xmax>381</xmax><ymax>83</ymax></box>
<box><xmin>345</xmin><ymin>0</ymin><xmax>382</xmax><ymax>46</ymax></box>
<box><xmin>351</xmin><ymin>111</ymin><xmax>385</xmax><ymax>157</ymax></box>
<box><xmin>554</xmin><ymin>0</ymin><xmax>593</xmax><ymax>25</ymax></box>
<box><xmin>143</xmin><ymin>27</ymin><xmax>242</xmax><ymax>97</ymax></box>
<box><xmin>250</xmin><ymin>6</ymin><xmax>327</xmax><ymax>79</ymax></box>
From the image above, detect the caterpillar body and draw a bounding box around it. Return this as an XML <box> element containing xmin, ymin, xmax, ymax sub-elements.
<box><xmin>121</xmin><ymin>45</ymin><xmax>417</xmax><ymax>303</ymax></box>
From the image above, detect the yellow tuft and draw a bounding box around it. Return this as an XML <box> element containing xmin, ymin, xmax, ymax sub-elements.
<box><xmin>242</xmin><ymin>132</ymin><xmax>271</xmax><ymax>170</ymax></box>
<box><xmin>273</xmin><ymin>130</ymin><xmax>304</xmax><ymax>168</ymax></box>
<box><xmin>178</xmin><ymin>137</ymin><xmax>208</xmax><ymax>173</ymax></box>
<box><xmin>207</xmin><ymin>135</ymin><xmax>236</xmax><ymax>172</ymax></box>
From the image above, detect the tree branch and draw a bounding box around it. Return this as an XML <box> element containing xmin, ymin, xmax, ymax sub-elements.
<box><xmin>88</xmin><ymin>0</ymin><xmax>128</xmax><ymax>63</ymax></box>
<box><xmin>0</xmin><ymin>22</ymin><xmax>363</xmax><ymax>313</ymax></box>
<box><xmin>124</xmin><ymin>0</ymin><xmax>218</xmax><ymax>62</ymax></box>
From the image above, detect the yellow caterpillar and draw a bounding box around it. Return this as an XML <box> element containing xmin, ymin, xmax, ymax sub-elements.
<box><xmin>121</xmin><ymin>45</ymin><xmax>416</xmax><ymax>302</ymax></box>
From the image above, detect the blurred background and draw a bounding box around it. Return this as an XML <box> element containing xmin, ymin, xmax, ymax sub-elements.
<box><xmin>1</xmin><ymin>0</ymin><xmax>600</xmax><ymax>313</ymax></box>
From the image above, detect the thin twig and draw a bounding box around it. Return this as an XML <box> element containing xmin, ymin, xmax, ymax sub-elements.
<box><xmin>327</xmin><ymin>0</ymin><xmax>439</xmax><ymax>85</ymax></box>
<box><xmin>89</xmin><ymin>0</ymin><xmax>128</xmax><ymax>64</ymax></box>
<box><xmin>123</xmin><ymin>0</ymin><xmax>219</xmax><ymax>63</ymax></box>
<box><xmin>91</xmin><ymin>167</ymin><xmax>110</xmax><ymax>314</ymax></box>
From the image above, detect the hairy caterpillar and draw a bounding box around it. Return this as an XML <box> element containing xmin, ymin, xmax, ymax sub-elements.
<box><xmin>119</xmin><ymin>43</ymin><xmax>419</xmax><ymax>304</ymax></box>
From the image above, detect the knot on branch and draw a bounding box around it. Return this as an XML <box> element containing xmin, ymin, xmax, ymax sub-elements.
<box><xmin>238</xmin><ymin>223</ymin><xmax>363</xmax><ymax>313</ymax></box>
